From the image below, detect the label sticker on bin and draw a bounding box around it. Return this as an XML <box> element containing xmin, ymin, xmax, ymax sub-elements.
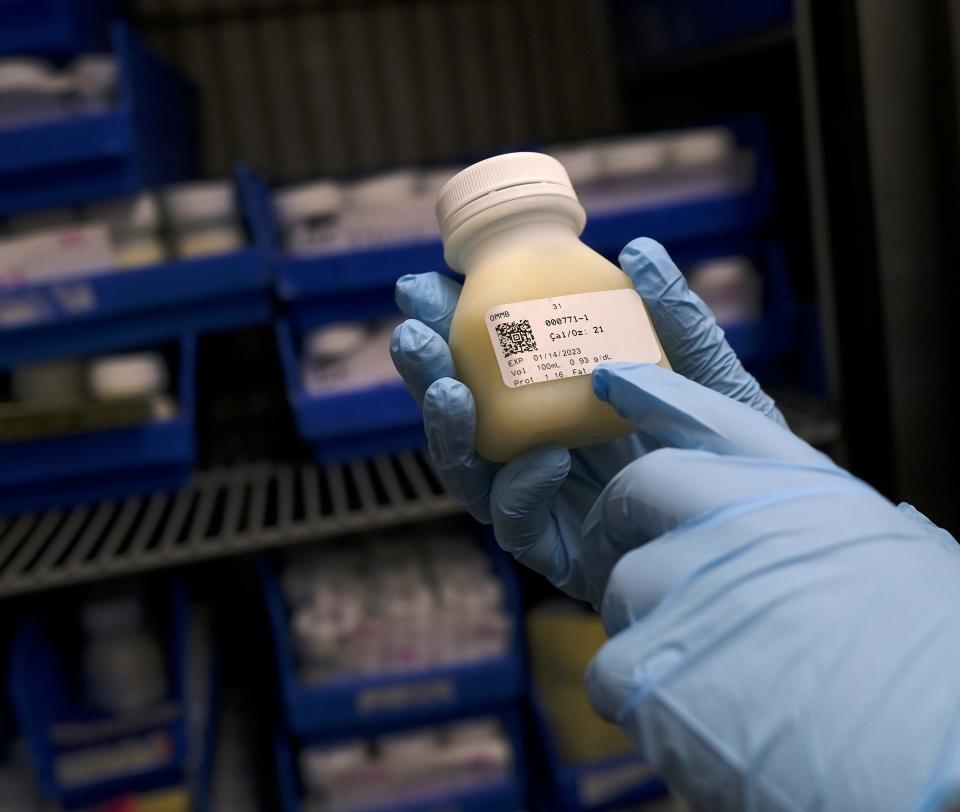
<box><xmin>0</xmin><ymin>225</ymin><xmax>115</xmax><ymax>288</ymax></box>
<box><xmin>356</xmin><ymin>679</ymin><xmax>456</xmax><ymax>714</ymax></box>
<box><xmin>485</xmin><ymin>289</ymin><xmax>661</xmax><ymax>389</ymax></box>
<box><xmin>578</xmin><ymin>760</ymin><xmax>658</xmax><ymax>807</ymax></box>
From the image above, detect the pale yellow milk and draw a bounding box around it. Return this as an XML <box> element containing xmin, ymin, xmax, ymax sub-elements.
<box><xmin>448</xmin><ymin>219</ymin><xmax>668</xmax><ymax>462</ymax></box>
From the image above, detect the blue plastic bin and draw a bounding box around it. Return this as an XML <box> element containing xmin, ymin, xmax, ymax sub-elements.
<box><xmin>581</xmin><ymin>117</ymin><xmax>777</xmax><ymax>257</ymax></box>
<box><xmin>250</xmin><ymin>118</ymin><xmax>775</xmax><ymax>332</ymax></box>
<box><xmin>275</xmin><ymin>317</ymin><xmax>424</xmax><ymax>464</ymax></box>
<box><xmin>0</xmin><ymin>22</ymin><xmax>197</xmax><ymax>217</ymax></box>
<box><xmin>0</xmin><ymin>335</ymin><xmax>196</xmax><ymax>514</ymax></box>
<box><xmin>259</xmin><ymin>539</ymin><xmax>526</xmax><ymax>739</ymax></box>
<box><xmin>0</xmin><ymin>171</ymin><xmax>271</xmax><ymax>368</ymax></box>
<box><xmin>530</xmin><ymin>696</ymin><xmax>665</xmax><ymax>812</ymax></box>
<box><xmin>8</xmin><ymin>578</ymin><xmax>191</xmax><ymax>809</ymax></box>
<box><xmin>274</xmin><ymin>707</ymin><xmax>527</xmax><ymax>812</ymax></box>
<box><xmin>664</xmin><ymin>235</ymin><xmax>798</xmax><ymax>375</ymax></box>
<box><xmin>0</xmin><ymin>0</ymin><xmax>126</xmax><ymax>56</ymax></box>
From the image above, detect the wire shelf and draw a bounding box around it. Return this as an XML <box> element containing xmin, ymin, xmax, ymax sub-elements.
<box><xmin>0</xmin><ymin>392</ymin><xmax>839</xmax><ymax>601</ymax></box>
<box><xmin>0</xmin><ymin>451</ymin><xmax>458</xmax><ymax>600</ymax></box>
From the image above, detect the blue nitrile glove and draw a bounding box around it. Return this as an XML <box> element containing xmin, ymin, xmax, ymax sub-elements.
<box><xmin>391</xmin><ymin>237</ymin><xmax>784</xmax><ymax>608</ymax></box>
<box><xmin>584</xmin><ymin>362</ymin><xmax>960</xmax><ymax>812</ymax></box>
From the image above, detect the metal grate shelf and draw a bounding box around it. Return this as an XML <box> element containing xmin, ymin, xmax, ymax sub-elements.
<box><xmin>0</xmin><ymin>451</ymin><xmax>459</xmax><ymax>599</ymax></box>
<box><xmin>0</xmin><ymin>396</ymin><xmax>841</xmax><ymax>601</ymax></box>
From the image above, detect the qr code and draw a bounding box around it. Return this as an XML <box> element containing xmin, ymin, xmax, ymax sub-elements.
<box><xmin>495</xmin><ymin>319</ymin><xmax>538</xmax><ymax>357</ymax></box>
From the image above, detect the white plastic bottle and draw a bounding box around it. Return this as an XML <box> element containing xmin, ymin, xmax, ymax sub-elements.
<box><xmin>436</xmin><ymin>153</ymin><xmax>669</xmax><ymax>462</ymax></box>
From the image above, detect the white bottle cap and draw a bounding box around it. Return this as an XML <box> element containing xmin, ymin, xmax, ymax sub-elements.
<box><xmin>273</xmin><ymin>180</ymin><xmax>343</xmax><ymax>228</ymax></box>
<box><xmin>86</xmin><ymin>192</ymin><xmax>162</xmax><ymax>233</ymax></box>
<box><xmin>598</xmin><ymin>135</ymin><xmax>669</xmax><ymax>178</ymax></box>
<box><xmin>436</xmin><ymin>152</ymin><xmax>584</xmax><ymax>254</ymax></box>
<box><xmin>88</xmin><ymin>353</ymin><xmax>168</xmax><ymax>400</ymax></box>
<box><xmin>163</xmin><ymin>180</ymin><xmax>237</xmax><ymax>225</ymax></box>
<box><xmin>346</xmin><ymin>170</ymin><xmax>418</xmax><ymax>208</ymax></box>
<box><xmin>669</xmin><ymin>127</ymin><xmax>735</xmax><ymax>168</ymax></box>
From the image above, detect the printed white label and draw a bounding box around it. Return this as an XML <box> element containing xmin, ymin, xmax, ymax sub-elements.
<box><xmin>485</xmin><ymin>289</ymin><xmax>661</xmax><ymax>388</ymax></box>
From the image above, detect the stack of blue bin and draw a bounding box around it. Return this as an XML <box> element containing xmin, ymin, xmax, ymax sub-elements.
<box><xmin>259</xmin><ymin>533</ymin><xmax>529</xmax><ymax>811</ymax></box>
<box><xmin>252</xmin><ymin>115</ymin><xmax>799</xmax><ymax>466</ymax></box>
<box><xmin>7</xmin><ymin>577</ymin><xmax>219</xmax><ymax>809</ymax></box>
<box><xmin>0</xmin><ymin>10</ymin><xmax>276</xmax><ymax>515</ymax></box>
<box><xmin>245</xmin><ymin>172</ymin><xmax>429</xmax><ymax>465</ymax></box>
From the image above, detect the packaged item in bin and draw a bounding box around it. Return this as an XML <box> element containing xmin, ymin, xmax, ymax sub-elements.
<box><xmin>330</xmin><ymin>169</ymin><xmax>438</xmax><ymax>249</ymax></box>
<box><xmin>301</xmin><ymin>317</ymin><xmax>400</xmax><ymax>396</ymax></box>
<box><xmin>0</xmin><ymin>58</ymin><xmax>70</xmax><ymax>130</ymax></box>
<box><xmin>87</xmin><ymin>353</ymin><xmax>169</xmax><ymax>401</ymax></box>
<box><xmin>283</xmin><ymin>534</ymin><xmax>512</xmax><ymax>684</ymax></box>
<box><xmin>86</xmin><ymin>192</ymin><xmax>168</xmax><ymax>268</ymax></box>
<box><xmin>81</xmin><ymin>590</ymin><xmax>168</xmax><ymax>716</ymax></box>
<box><xmin>580</xmin><ymin>126</ymin><xmax>754</xmax><ymax>215</ymax></box>
<box><xmin>687</xmin><ymin>255</ymin><xmax>762</xmax><ymax>326</ymax></box>
<box><xmin>1</xmin><ymin>350</ymin><xmax>174</xmax><ymax>442</ymax></box>
<box><xmin>273</xmin><ymin>180</ymin><xmax>343</xmax><ymax>255</ymax></box>
<box><xmin>69</xmin><ymin>55</ymin><xmax>118</xmax><ymax>116</ymax></box>
<box><xmin>300</xmin><ymin>716</ymin><xmax>511</xmax><ymax>811</ymax></box>
<box><xmin>0</xmin><ymin>223</ymin><xmax>115</xmax><ymax>287</ymax></box>
<box><xmin>549</xmin><ymin>143</ymin><xmax>603</xmax><ymax>186</ymax></box>
<box><xmin>163</xmin><ymin>180</ymin><xmax>245</xmax><ymax>258</ymax></box>
<box><xmin>668</xmin><ymin>126</ymin><xmax>736</xmax><ymax>168</ymax></box>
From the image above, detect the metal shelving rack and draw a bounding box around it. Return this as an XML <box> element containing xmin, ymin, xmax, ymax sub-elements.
<box><xmin>0</xmin><ymin>398</ymin><xmax>841</xmax><ymax>602</ymax></box>
<box><xmin>0</xmin><ymin>451</ymin><xmax>459</xmax><ymax>600</ymax></box>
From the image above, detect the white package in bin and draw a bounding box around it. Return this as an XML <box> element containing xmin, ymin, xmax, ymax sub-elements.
<box><xmin>301</xmin><ymin>317</ymin><xmax>401</xmax><ymax>396</ymax></box>
<box><xmin>274</xmin><ymin>179</ymin><xmax>343</xmax><ymax>254</ymax></box>
<box><xmin>0</xmin><ymin>224</ymin><xmax>115</xmax><ymax>287</ymax></box>
<box><xmin>81</xmin><ymin>591</ymin><xmax>167</xmax><ymax>716</ymax></box>
<box><xmin>284</xmin><ymin>534</ymin><xmax>512</xmax><ymax>683</ymax></box>
<box><xmin>300</xmin><ymin>717</ymin><xmax>511</xmax><ymax>811</ymax></box>
<box><xmin>69</xmin><ymin>55</ymin><xmax>118</xmax><ymax>115</ymax></box>
<box><xmin>0</xmin><ymin>58</ymin><xmax>70</xmax><ymax>130</ymax></box>
<box><xmin>687</xmin><ymin>255</ymin><xmax>762</xmax><ymax>326</ymax></box>
<box><xmin>162</xmin><ymin>179</ymin><xmax>245</xmax><ymax>258</ymax></box>
<box><xmin>86</xmin><ymin>191</ymin><xmax>168</xmax><ymax>268</ymax></box>
<box><xmin>86</xmin><ymin>352</ymin><xmax>169</xmax><ymax>401</ymax></box>
<box><xmin>548</xmin><ymin>143</ymin><xmax>603</xmax><ymax>186</ymax></box>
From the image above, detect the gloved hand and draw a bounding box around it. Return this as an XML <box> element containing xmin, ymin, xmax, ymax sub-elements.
<box><xmin>584</xmin><ymin>362</ymin><xmax>960</xmax><ymax>812</ymax></box>
<box><xmin>391</xmin><ymin>237</ymin><xmax>784</xmax><ymax>608</ymax></box>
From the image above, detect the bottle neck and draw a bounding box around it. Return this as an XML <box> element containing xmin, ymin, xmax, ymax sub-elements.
<box><xmin>451</xmin><ymin>199</ymin><xmax>585</xmax><ymax>273</ymax></box>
